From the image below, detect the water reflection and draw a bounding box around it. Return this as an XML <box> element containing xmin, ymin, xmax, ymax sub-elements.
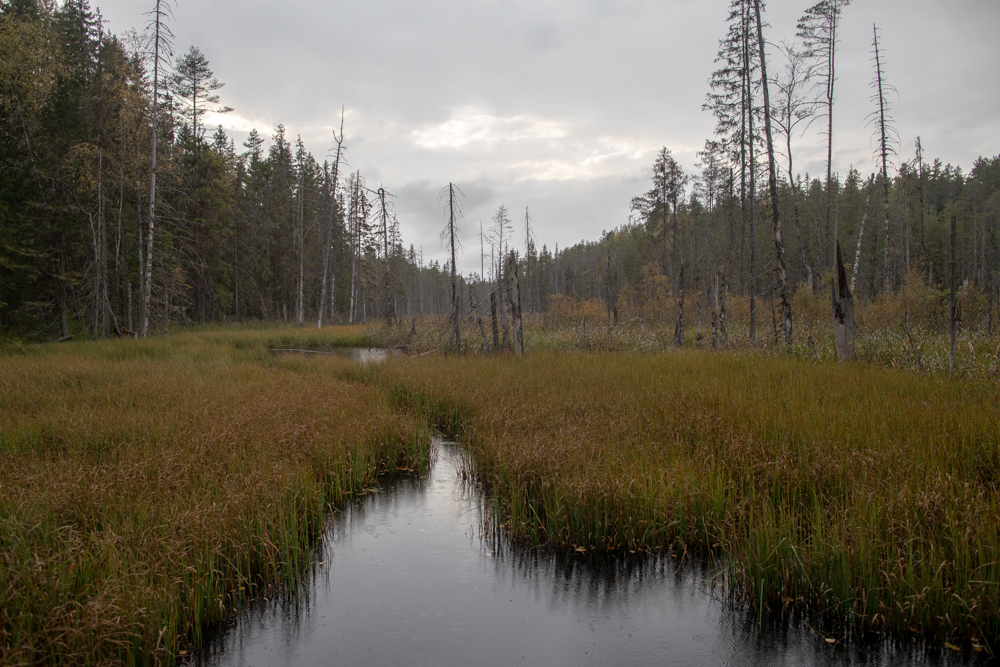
<box><xmin>196</xmin><ymin>439</ymin><xmax>973</xmax><ymax>667</ymax></box>
<box><xmin>268</xmin><ymin>346</ymin><xmax>398</xmax><ymax>363</ymax></box>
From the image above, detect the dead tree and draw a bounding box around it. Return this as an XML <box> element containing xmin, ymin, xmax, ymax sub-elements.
<box><xmin>490</xmin><ymin>290</ymin><xmax>499</xmax><ymax>352</ymax></box>
<box><xmin>318</xmin><ymin>110</ymin><xmax>345</xmax><ymax>328</ymax></box>
<box><xmin>869</xmin><ymin>24</ymin><xmax>898</xmax><ymax>293</ymax></box>
<box><xmin>850</xmin><ymin>174</ymin><xmax>876</xmax><ymax>293</ymax></box>
<box><xmin>375</xmin><ymin>188</ymin><xmax>396</xmax><ymax>327</ymax></box>
<box><xmin>508</xmin><ymin>254</ymin><xmax>523</xmax><ymax>355</ymax></box>
<box><xmin>470</xmin><ymin>285</ymin><xmax>488</xmax><ymax>351</ymax></box>
<box><xmin>440</xmin><ymin>183</ymin><xmax>463</xmax><ymax>352</ymax></box>
<box><xmin>832</xmin><ymin>240</ymin><xmax>855</xmax><ymax>361</ymax></box>
<box><xmin>754</xmin><ymin>0</ymin><xmax>792</xmax><ymax>347</ymax></box>
<box><xmin>798</xmin><ymin>0</ymin><xmax>851</xmax><ymax>274</ymax></box>
<box><xmin>674</xmin><ymin>264</ymin><xmax>685</xmax><ymax>347</ymax></box>
<box><xmin>950</xmin><ymin>215</ymin><xmax>957</xmax><ymax>374</ymax></box>
<box><xmin>773</xmin><ymin>42</ymin><xmax>818</xmax><ymax>290</ymax></box>
<box><xmin>140</xmin><ymin>0</ymin><xmax>174</xmax><ymax>337</ymax></box>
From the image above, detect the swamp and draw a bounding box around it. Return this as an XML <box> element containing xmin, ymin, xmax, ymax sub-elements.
<box><xmin>1</xmin><ymin>326</ymin><xmax>998</xmax><ymax>664</ymax></box>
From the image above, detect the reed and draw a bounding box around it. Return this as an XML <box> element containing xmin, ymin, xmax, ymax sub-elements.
<box><xmin>373</xmin><ymin>351</ymin><xmax>1000</xmax><ymax>654</ymax></box>
<box><xmin>0</xmin><ymin>331</ymin><xmax>430</xmax><ymax>665</ymax></box>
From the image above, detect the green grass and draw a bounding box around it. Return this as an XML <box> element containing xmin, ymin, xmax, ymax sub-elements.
<box><xmin>4</xmin><ymin>324</ymin><xmax>998</xmax><ymax>662</ymax></box>
<box><xmin>0</xmin><ymin>330</ymin><xmax>430</xmax><ymax>665</ymax></box>
<box><xmin>371</xmin><ymin>350</ymin><xmax>1000</xmax><ymax>654</ymax></box>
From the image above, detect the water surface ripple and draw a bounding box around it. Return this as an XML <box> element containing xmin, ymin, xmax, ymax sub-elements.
<box><xmin>197</xmin><ymin>438</ymin><xmax>970</xmax><ymax>666</ymax></box>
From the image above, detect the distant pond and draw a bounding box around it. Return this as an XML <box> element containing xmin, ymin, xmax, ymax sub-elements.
<box><xmin>268</xmin><ymin>346</ymin><xmax>400</xmax><ymax>363</ymax></box>
<box><xmin>195</xmin><ymin>438</ymin><xmax>972</xmax><ymax>667</ymax></box>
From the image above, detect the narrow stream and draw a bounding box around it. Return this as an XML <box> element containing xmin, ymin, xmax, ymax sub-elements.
<box><xmin>196</xmin><ymin>438</ymin><xmax>971</xmax><ymax>666</ymax></box>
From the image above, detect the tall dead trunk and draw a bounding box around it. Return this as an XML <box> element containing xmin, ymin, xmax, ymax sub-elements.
<box><xmin>318</xmin><ymin>112</ymin><xmax>344</xmax><ymax>328</ymax></box>
<box><xmin>950</xmin><ymin>215</ymin><xmax>957</xmax><ymax>374</ymax></box>
<box><xmin>490</xmin><ymin>289</ymin><xmax>499</xmax><ymax>352</ymax></box>
<box><xmin>851</xmin><ymin>174</ymin><xmax>876</xmax><ymax>294</ymax></box>
<box><xmin>832</xmin><ymin>240</ymin><xmax>855</xmax><ymax>361</ymax></box>
<box><xmin>872</xmin><ymin>25</ymin><xmax>893</xmax><ymax>294</ymax></box>
<box><xmin>745</xmin><ymin>16</ymin><xmax>757</xmax><ymax>348</ymax></box>
<box><xmin>674</xmin><ymin>264</ymin><xmax>685</xmax><ymax>347</ymax></box>
<box><xmin>719</xmin><ymin>270</ymin><xmax>729</xmax><ymax>348</ymax></box>
<box><xmin>141</xmin><ymin>0</ymin><xmax>165</xmax><ymax>338</ymax></box>
<box><xmin>509</xmin><ymin>255</ymin><xmax>523</xmax><ymax>355</ymax></box>
<box><xmin>447</xmin><ymin>183</ymin><xmax>460</xmax><ymax>353</ymax></box>
<box><xmin>754</xmin><ymin>0</ymin><xmax>791</xmax><ymax>347</ymax></box>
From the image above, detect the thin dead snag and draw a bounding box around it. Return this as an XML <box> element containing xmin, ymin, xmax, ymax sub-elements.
<box><xmin>489</xmin><ymin>290</ymin><xmax>499</xmax><ymax>353</ymax></box>
<box><xmin>754</xmin><ymin>0</ymin><xmax>792</xmax><ymax>347</ymax></box>
<box><xmin>674</xmin><ymin>264</ymin><xmax>685</xmax><ymax>347</ymax></box>
<box><xmin>508</xmin><ymin>254</ymin><xmax>524</xmax><ymax>355</ymax></box>
<box><xmin>851</xmin><ymin>174</ymin><xmax>876</xmax><ymax>294</ymax></box>
<box><xmin>470</xmin><ymin>285</ymin><xmax>489</xmax><ymax>352</ymax></box>
<box><xmin>950</xmin><ymin>215</ymin><xmax>957</xmax><ymax>374</ymax></box>
<box><xmin>832</xmin><ymin>240</ymin><xmax>855</xmax><ymax>361</ymax></box>
<box><xmin>318</xmin><ymin>109</ymin><xmax>344</xmax><ymax>329</ymax></box>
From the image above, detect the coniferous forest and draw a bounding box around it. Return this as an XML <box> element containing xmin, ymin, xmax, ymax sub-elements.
<box><xmin>4</xmin><ymin>1</ymin><xmax>1000</xmax><ymax>665</ymax></box>
<box><xmin>2</xmin><ymin>0</ymin><xmax>998</xmax><ymax>345</ymax></box>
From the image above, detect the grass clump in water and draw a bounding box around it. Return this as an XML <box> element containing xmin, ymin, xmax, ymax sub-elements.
<box><xmin>0</xmin><ymin>333</ymin><xmax>429</xmax><ymax>665</ymax></box>
<box><xmin>374</xmin><ymin>350</ymin><xmax>1000</xmax><ymax>653</ymax></box>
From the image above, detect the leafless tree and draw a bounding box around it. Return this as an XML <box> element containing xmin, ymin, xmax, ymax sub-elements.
<box><xmin>772</xmin><ymin>41</ymin><xmax>819</xmax><ymax>290</ymax></box>
<box><xmin>798</xmin><ymin>0</ymin><xmax>851</xmax><ymax>274</ymax></box>
<box><xmin>440</xmin><ymin>183</ymin><xmax>463</xmax><ymax>352</ymax></box>
<box><xmin>867</xmin><ymin>24</ymin><xmax>899</xmax><ymax>293</ymax></box>
<box><xmin>318</xmin><ymin>109</ymin><xmax>345</xmax><ymax>328</ymax></box>
<box><xmin>754</xmin><ymin>0</ymin><xmax>792</xmax><ymax>346</ymax></box>
<box><xmin>140</xmin><ymin>0</ymin><xmax>174</xmax><ymax>337</ymax></box>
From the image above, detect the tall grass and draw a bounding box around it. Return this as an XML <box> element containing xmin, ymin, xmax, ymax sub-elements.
<box><xmin>0</xmin><ymin>332</ymin><xmax>430</xmax><ymax>665</ymax></box>
<box><xmin>373</xmin><ymin>351</ymin><xmax>1000</xmax><ymax>653</ymax></box>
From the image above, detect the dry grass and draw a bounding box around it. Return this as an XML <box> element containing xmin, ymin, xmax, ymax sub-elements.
<box><xmin>0</xmin><ymin>330</ymin><xmax>429</xmax><ymax>665</ymax></box>
<box><xmin>372</xmin><ymin>350</ymin><xmax>1000</xmax><ymax>654</ymax></box>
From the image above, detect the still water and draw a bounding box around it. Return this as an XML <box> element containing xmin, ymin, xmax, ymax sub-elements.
<box><xmin>269</xmin><ymin>346</ymin><xmax>398</xmax><ymax>363</ymax></box>
<box><xmin>197</xmin><ymin>439</ymin><xmax>970</xmax><ymax>667</ymax></box>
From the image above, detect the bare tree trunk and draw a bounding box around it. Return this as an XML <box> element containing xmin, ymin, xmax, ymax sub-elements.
<box><xmin>754</xmin><ymin>0</ymin><xmax>791</xmax><ymax>347</ymax></box>
<box><xmin>873</xmin><ymin>25</ymin><xmax>892</xmax><ymax>294</ymax></box>
<box><xmin>950</xmin><ymin>215</ymin><xmax>957</xmax><ymax>374</ymax></box>
<box><xmin>298</xmin><ymin>161</ymin><xmax>305</xmax><ymax>326</ymax></box>
<box><xmin>851</xmin><ymin>174</ymin><xmax>876</xmax><ymax>294</ymax></box>
<box><xmin>448</xmin><ymin>183</ymin><xmax>460</xmax><ymax>353</ymax></box>
<box><xmin>719</xmin><ymin>270</ymin><xmax>728</xmax><ymax>348</ymax></box>
<box><xmin>490</xmin><ymin>289</ymin><xmax>499</xmax><ymax>352</ymax></box>
<box><xmin>674</xmin><ymin>264</ymin><xmax>685</xmax><ymax>347</ymax></box>
<box><xmin>509</xmin><ymin>255</ymin><xmax>523</xmax><ymax>355</ymax></box>
<box><xmin>746</xmin><ymin>26</ymin><xmax>757</xmax><ymax>348</ymax></box>
<box><xmin>916</xmin><ymin>137</ymin><xmax>926</xmax><ymax>264</ymax></box>
<box><xmin>318</xmin><ymin>112</ymin><xmax>344</xmax><ymax>328</ymax></box>
<box><xmin>141</xmin><ymin>0</ymin><xmax>163</xmax><ymax>338</ymax></box>
<box><xmin>833</xmin><ymin>240</ymin><xmax>855</xmax><ymax>361</ymax></box>
<box><xmin>471</xmin><ymin>285</ymin><xmax>488</xmax><ymax>351</ymax></box>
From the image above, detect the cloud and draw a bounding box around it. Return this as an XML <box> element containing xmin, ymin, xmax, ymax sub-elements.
<box><xmin>411</xmin><ymin>108</ymin><xmax>567</xmax><ymax>150</ymax></box>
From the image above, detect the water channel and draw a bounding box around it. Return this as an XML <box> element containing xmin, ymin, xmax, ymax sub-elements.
<box><xmin>196</xmin><ymin>439</ymin><xmax>973</xmax><ymax>666</ymax></box>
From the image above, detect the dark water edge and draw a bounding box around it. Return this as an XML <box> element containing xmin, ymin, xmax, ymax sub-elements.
<box><xmin>192</xmin><ymin>438</ymin><xmax>982</xmax><ymax>667</ymax></box>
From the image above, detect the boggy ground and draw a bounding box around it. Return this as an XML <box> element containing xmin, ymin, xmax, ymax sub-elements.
<box><xmin>0</xmin><ymin>329</ymin><xmax>429</xmax><ymax>666</ymax></box>
<box><xmin>370</xmin><ymin>350</ymin><xmax>1000</xmax><ymax>656</ymax></box>
<box><xmin>2</xmin><ymin>326</ymin><xmax>998</xmax><ymax>663</ymax></box>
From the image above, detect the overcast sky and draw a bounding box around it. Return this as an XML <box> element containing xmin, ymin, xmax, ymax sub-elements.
<box><xmin>97</xmin><ymin>0</ymin><xmax>1000</xmax><ymax>271</ymax></box>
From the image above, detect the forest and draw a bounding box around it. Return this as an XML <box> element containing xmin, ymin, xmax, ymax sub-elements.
<box><xmin>3</xmin><ymin>0</ymin><xmax>1000</xmax><ymax>664</ymax></box>
<box><xmin>2</xmin><ymin>0</ymin><xmax>998</xmax><ymax>348</ymax></box>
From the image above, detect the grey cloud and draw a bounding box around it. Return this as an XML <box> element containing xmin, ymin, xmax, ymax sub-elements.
<box><xmin>98</xmin><ymin>0</ymin><xmax>1000</xmax><ymax>267</ymax></box>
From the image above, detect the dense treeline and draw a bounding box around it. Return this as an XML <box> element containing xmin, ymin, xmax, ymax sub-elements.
<box><xmin>0</xmin><ymin>0</ymin><xmax>464</xmax><ymax>339</ymax></box>
<box><xmin>2</xmin><ymin>0</ymin><xmax>997</xmax><ymax>343</ymax></box>
<box><xmin>544</xmin><ymin>153</ymin><xmax>1000</xmax><ymax>327</ymax></box>
<box><xmin>521</xmin><ymin>0</ymin><xmax>1000</xmax><ymax>344</ymax></box>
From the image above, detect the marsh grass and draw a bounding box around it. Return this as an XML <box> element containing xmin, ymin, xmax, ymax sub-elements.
<box><xmin>374</xmin><ymin>351</ymin><xmax>1000</xmax><ymax>654</ymax></box>
<box><xmin>0</xmin><ymin>330</ymin><xmax>429</xmax><ymax>665</ymax></box>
